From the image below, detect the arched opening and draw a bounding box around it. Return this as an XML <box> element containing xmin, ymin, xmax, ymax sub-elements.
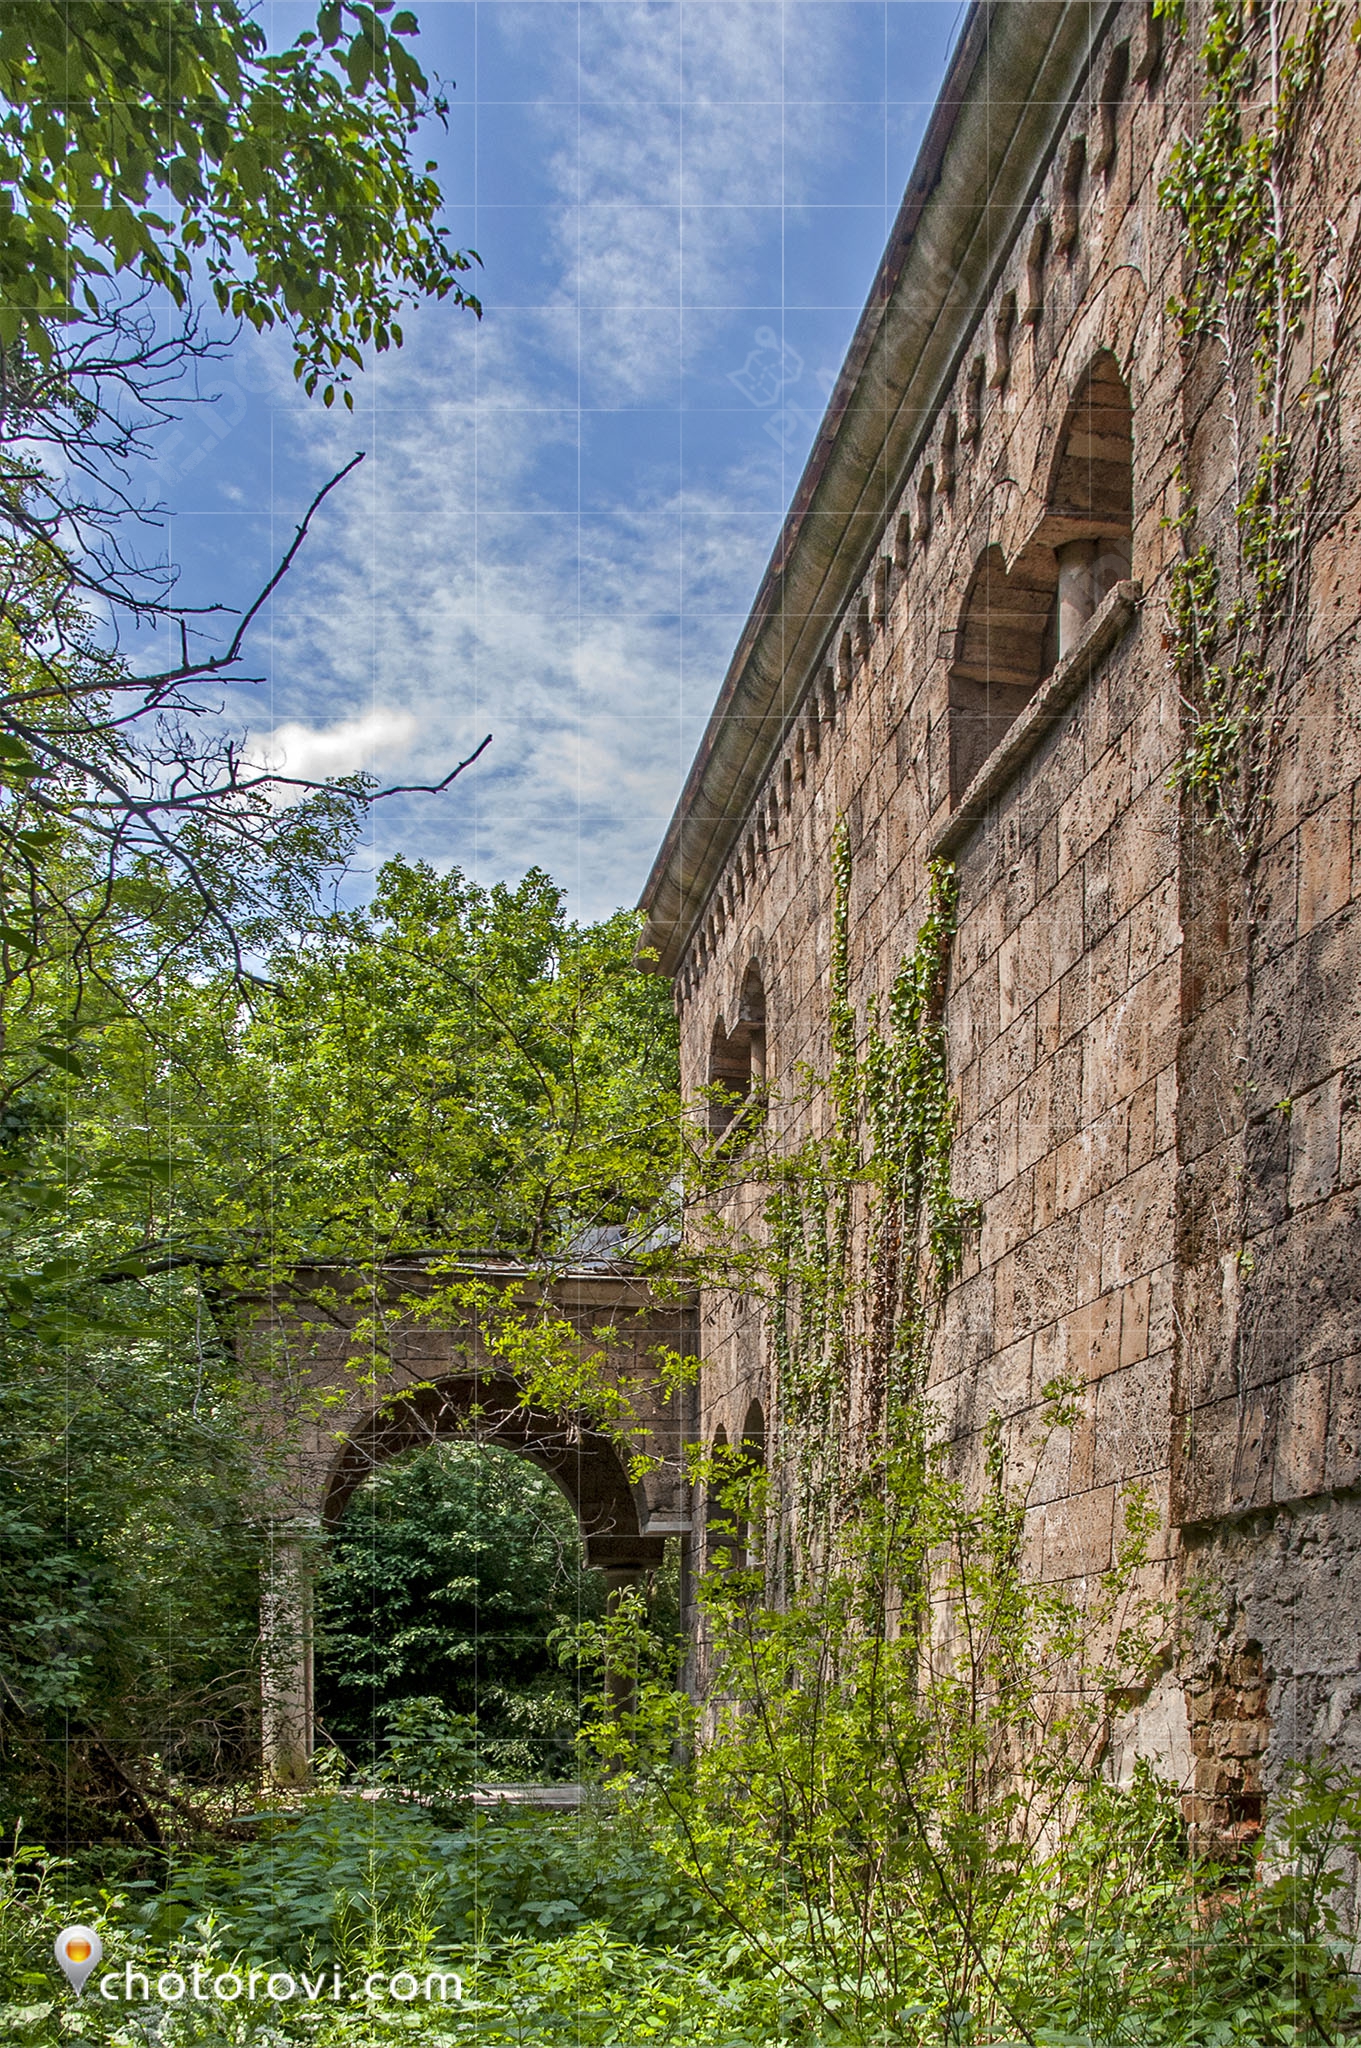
<box><xmin>702</xmin><ymin>1409</ymin><xmax>766</xmax><ymax>1577</ymax></box>
<box><xmin>948</xmin><ymin>539</ymin><xmax>1059</xmax><ymax>802</ymax></box>
<box><xmin>707</xmin><ymin>960</ymin><xmax>767</xmax><ymax>1137</ymax></box>
<box><xmin>302</xmin><ymin>1372</ymin><xmax>666</xmax><ymax>1779</ymax></box>
<box><xmin>946</xmin><ymin>353</ymin><xmax>1134</xmax><ymax>804</ymax></box>
<box><xmin>704</xmin><ymin>1425</ymin><xmax>731</xmax><ymax>1570</ymax></box>
<box><xmin>738</xmin><ymin>1400</ymin><xmax>767</xmax><ymax>1569</ymax></box>
<box><xmin>315</xmin><ymin>1438</ymin><xmax>605</xmax><ymax>1779</ymax></box>
<box><xmin>322</xmin><ymin>1372</ymin><xmax>658</xmax><ymax>1570</ymax></box>
<box><xmin>1043</xmin><ymin>350</ymin><xmax>1133</xmax><ymax>658</ymax></box>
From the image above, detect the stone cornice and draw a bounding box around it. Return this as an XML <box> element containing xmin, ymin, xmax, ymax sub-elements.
<box><xmin>638</xmin><ymin>0</ymin><xmax>1118</xmax><ymax>978</ymax></box>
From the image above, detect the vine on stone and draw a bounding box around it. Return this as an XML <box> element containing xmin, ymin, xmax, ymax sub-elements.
<box><xmin>758</xmin><ymin>831</ymin><xmax>974</xmax><ymax>1584</ymax></box>
<box><xmin>1161</xmin><ymin>0</ymin><xmax>1359</xmax><ymax>862</ymax></box>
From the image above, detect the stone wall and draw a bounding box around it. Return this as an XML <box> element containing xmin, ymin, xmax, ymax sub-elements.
<box><xmin>644</xmin><ymin>0</ymin><xmax>1361</xmax><ymax>1798</ymax></box>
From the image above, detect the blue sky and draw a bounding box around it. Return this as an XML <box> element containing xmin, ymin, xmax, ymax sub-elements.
<box><xmin>148</xmin><ymin>1</ymin><xmax>963</xmax><ymax>920</ymax></box>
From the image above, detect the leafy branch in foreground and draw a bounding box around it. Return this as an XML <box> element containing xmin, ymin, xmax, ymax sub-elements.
<box><xmin>0</xmin><ymin>460</ymin><xmax>491</xmax><ymax>1001</ymax></box>
<box><xmin>0</xmin><ymin>2</ymin><xmax>485</xmax><ymax>993</ymax></box>
<box><xmin>0</xmin><ymin>0</ymin><xmax>478</xmax><ymax>383</ymax></box>
<box><xmin>0</xmin><ymin>0</ymin><xmax>480</xmax><ymax>645</ymax></box>
<box><xmin>578</xmin><ymin>1393</ymin><xmax>1168</xmax><ymax>2046</ymax></box>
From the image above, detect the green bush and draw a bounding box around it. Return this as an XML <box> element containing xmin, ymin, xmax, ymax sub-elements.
<box><xmin>6</xmin><ymin>1770</ymin><xmax>1361</xmax><ymax>2044</ymax></box>
<box><xmin>135</xmin><ymin>1791</ymin><xmax>711</xmax><ymax>1962</ymax></box>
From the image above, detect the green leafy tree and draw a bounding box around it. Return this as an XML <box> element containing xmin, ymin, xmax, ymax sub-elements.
<box><xmin>0</xmin><ymin>0</ymin><xmax>506</xmax><ymax>1851</ymax></box>
<box><xmin>0</xmin><ymin>0</ymin><xmax>484</xmax><ymax>1000</ymax></box>
<box><xmin>193</xmin><ymin>858</ymin><xmax>681</xmax><ymax>1272</ymax></box>
<box><xmin>0</xmin><ymin>787</ymin><xmax>376</xmax><ymax>1843</ymax></box>
<box><xmin>0</xmin><ymin>853</ymin><xmax>678</xmax><ymax>1833</ymax></box>
<box><xmin>0</xmin><ymin>0</ymin><xmax>476</xmax><ymax>384</ymax></box>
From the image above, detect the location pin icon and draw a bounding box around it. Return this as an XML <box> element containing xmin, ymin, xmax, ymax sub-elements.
<box><xmin>55</xmin><ymin>1925</ymin><xmax>102</xmax><ymax>1997</ymax></box>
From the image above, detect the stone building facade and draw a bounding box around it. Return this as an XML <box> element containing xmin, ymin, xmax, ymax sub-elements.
<box><xmin>640</xmin><ymin>0</ymin><xmax>1361</xmax><ymax>1825</ymax></box>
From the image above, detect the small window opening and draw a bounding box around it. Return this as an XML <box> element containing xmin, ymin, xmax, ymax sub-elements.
<box><xmin>706</xmin><ymin>962</ymin><xmax>766</xmax><ymax>1137</ymax></box>
<box><xmin>1045</xmin><ymin>350</ymin><xmax>1133</xmax><ymax>658</ymax></box>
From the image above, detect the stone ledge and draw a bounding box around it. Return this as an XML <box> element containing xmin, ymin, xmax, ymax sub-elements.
<box><xmin>929</xmin><ymin>579</ymin><xmax>1143</xmax><ymax>863</ymax></box>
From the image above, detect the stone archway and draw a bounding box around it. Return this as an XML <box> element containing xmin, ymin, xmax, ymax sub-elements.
<box><xmin>322</xmin><ymin>1370</ymin><xmax>660</xmax><ymax>1571</ymax></box>
<box><xmin>247</xmin><ymin>1258</ymin><xmax>697</xmax><ymax>1783</ymax></box>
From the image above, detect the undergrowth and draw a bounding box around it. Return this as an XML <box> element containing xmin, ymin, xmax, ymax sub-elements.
<box><xmin>5</xmin><ymin>1769</ymin><xmax>1361</xmax><ymax>2044</ymax></box>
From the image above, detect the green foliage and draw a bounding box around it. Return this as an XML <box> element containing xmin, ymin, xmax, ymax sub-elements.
<box><xmin>368</xmin><ymin>1697</ymin><xmax>481</xmax><ymax>1813</ymax></box>
<box><xmin>0</xmin><ymin>1293</ymin><xmax>263</xmax><ymax>1837</ymax></box>
<box><xmin>8</xmin><ymin>1762</ymin><xmax>1361</xmax><ymax>2042</ymax></box>
<box><xmin>743</xmin><ymin>841</ymin><xmax>972</xmax><ymax>1571</ymax></box>
<box><xmin>0</xmin><ymin>835</ymin><xmax>679</xmax><ymax>1833</ymax></box>
<box><xmin>208</xmin><ymin>859</ymin><xmax>681</xmax><ymax>1272</ymax></box>
<box><xmin>0</xmin><ymin>0</ymin><xmax>478</xmax><ymax>397</ymax></box>
<box><xmin>587</xmin><ymin>1573</ymin><xmax>1361</xmax><ymax>2042</ymax></box>
<box><xmin>0</xmin><ymin>1802</ymin><xmax>749</xmax><ymax>2043</ymax></box>
<box><xmin>587</xmin><ymin>1399</ymin><xmax>1175</xmax><ymax>2043</ymax></box>
<box><xmin>139</xmin><ymin>1795</ymin><xmax>710</xmax><ymax>1960</ymax></box>
<box><xmin>0</xmin><ymin>801</ymin><xmax>379</xmax><ymax>1840</ymax></box>
<box><xmin>0</xmin><ymin>633</ymin><xmax>392</xmax><ymax>1814</ymax></box>
<box><xmin>315</xmin><ymin>1444</ymin><xmax>606</xmax><ymax>1776</ymax></box>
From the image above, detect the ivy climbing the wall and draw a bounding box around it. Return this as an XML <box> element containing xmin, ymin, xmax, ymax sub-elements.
<box><xmin>585</xmin><ymin>839</ymin><xmax>1171</xmax><ymax>2043</ymax></box>
<box><xmin>761</xmin><ymin>832</ymin><xmax>975</xmax><ymax>1585</ymax></box>
<box><xmin>1160</xmin><ymin>0</ymin><xmax>1361</xmax><ymax>861</ymax></box>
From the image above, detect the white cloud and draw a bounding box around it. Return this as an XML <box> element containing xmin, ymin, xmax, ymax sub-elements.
<box><xmin>247</xmin><ymin>1</ymin><xmax>862</xmax><ymax>917</ymax></box>
<box><xmin>248</xmin><ymin>707</ymin><xmax>418</xmax><ymax>782</ymax></box>
<box><xmin>516</xmin><ymin>3</ymin><xmax>846</xmax><ymax>401</ymax></box>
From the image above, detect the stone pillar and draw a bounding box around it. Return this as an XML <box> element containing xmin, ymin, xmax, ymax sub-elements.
<box><xmin>260</xmin><ymin>1516</ymin><xmax>320</xmax><ymax>1787</ymax></box>
<box><xmin>1056</xmin><ymin>538</ymin><xmax>1099</xmax><ymax>656</ymax></box>
<box><xmin>602</xmin><ymin>1567</ymin><xmax>645</xmax><ymax>1716</ymax></box>
<box><xmin>1057</xmin><ymin>536</ymin><xmax>1133</xmax><ymax>656</ymax></box>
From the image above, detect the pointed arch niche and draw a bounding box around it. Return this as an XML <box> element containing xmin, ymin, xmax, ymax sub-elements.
<box><xmin>1044</xmin><ymin>349</ymin><xmax>1134</xmax><ymax>657</ymax></box>
<box><xmin>946</xmin><ymin>350</ymin><xmax>1133</xmax><ymax>806</ymax></box>
<box><xmin>707</xmin><ymin>959</ymin><xmax>767</xmax><ymax>1136</ymax></box>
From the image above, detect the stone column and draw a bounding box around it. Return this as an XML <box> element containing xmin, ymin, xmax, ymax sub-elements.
<box><xmin>602</xmin><ymin>1566</ymin><xmax>645</xmax><ymax>1716</ymax></box>
<box><xmin>260</xmin><ymin>1516</ymin><xmax>320</xmax><ymax>1787</ymax></box>
<box><xmin>1056</xmin><ymin>538</ymin><xmax>1100</xmax><ymax>656</ymax></box>
<box><xmin>1057</xmin><ymin>536</ymin><xmax>1133</xmax><ymax>656</ymax></box>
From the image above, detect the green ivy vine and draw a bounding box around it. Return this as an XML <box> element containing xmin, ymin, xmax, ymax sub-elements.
<box><xmin>1160</xmin><ymin>0</ymin><xmax>1359</xmax><ymax>861</ymax></box>
<box><xmin>763</xmin><ymin>829</ymin><xmax>974</xmax><ymax>1583</ymax></box>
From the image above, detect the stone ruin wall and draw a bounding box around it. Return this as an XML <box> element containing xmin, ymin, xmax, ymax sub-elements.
<box><xmin>665</xmin><ymin>0</ymin><xmax>1361</xmax><ymax>1823</ymax></box>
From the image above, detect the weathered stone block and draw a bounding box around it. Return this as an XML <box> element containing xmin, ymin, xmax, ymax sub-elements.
<box><xmin>1287</xmin><ymin>1071</ymin><xmax>1343</xmax><ymax>1209</ymax></box>
<box><xmin>1094</xmin><ymin>1356</ymin><xmax>1169</xmax><ymax>1486</ymax></box>
<box><xmin>1271</xmin><ymin>1365</ymin><xmax>1330</xmax><ymax>1506</ymax></box>
<box><xmin>1042</xmin><ymin>1484</ymin><xmax>1116</xmax><ymax>1579</ymax></box>
<box><xmin>1298</xmin><ymin>793</ymin><xmax>1354</xmax><ymax>934</ymax></box>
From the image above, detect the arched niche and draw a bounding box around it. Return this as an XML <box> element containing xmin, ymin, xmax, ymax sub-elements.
<box><xmin>738</xmin><ymin>1399</ymin><xmax>767</xmax><ymax>1568</ymax></box>
<box><xmin>947</xmin><ymin>351</ymin><xmax>1135</xmax><ymax>804</ymax></box>
<box><xmin>948</xmin><ymin>538</ymin><xmax>1060</xmax><ymax>802</ymax></box>
<box><xmin>707</xmin><ymin>959</ymin><xmax>767</xmax><ymax>1136</ymax></box>
<box><xmin>704</xmin><ymin>1424</ymin><xmax>731</xmax><ymax>1570</ymax></box>
<box><xmin>1041</xmin><ymin>349</ymin><xmax>1134</xmax><ymax>657</ymax></box>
